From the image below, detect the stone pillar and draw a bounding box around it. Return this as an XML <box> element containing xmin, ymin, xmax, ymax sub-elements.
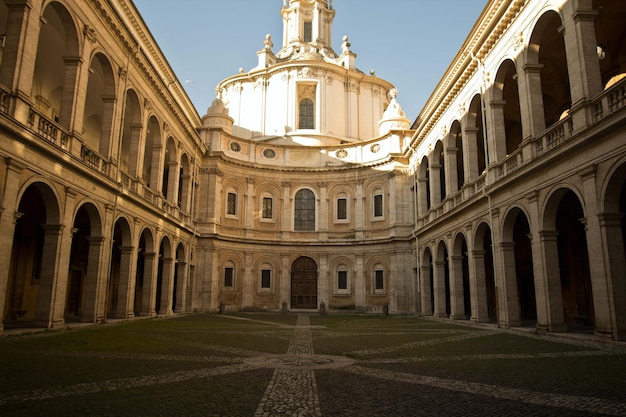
<box><xmin>444</xmin><ymin>147</ymin><xmax>459</xmax><ymax>195</ymax></box>
<box><xmin>355</xmin><ymin>179</ymin><xmax>364</xmax><ymax>239</ymax></box>
<box><xmin>127</xmin><ymin>124</ymin><xmax>143</xmax><ymax>177</ymax></box>
<box><xmin>429</xmin><ymin>159</ymin><xmax>442</xmax><ymax>206</ymax></box>
<box><xmin>499</xmin><ymin>241</ymin><xmax>521</xmax><ymax>327</ymax></box>
<box><xmin>520</xmin><ymin>64</ymin><xmax>546</xmax><ymax>138</ymax></box>
<box><xmin>463</xmin><ymin>127</ymin><xmax>480</xmax><ymax>181</ymax></box>
<box><xmin>420</xmin><ymin>262</ymin><xmax>433</xmax><ymax>316</ymax></box>
<box><xmin>537</xmin><ymin>231</ymin><xmax>566</xmax><ymax>332</ymax></box>
<box><xmin>433</xmin><ymin>260</ymin><xmax>447</xmax><ymax>318</ymax></box>
<box><xmin>0</xmin><ymin>1</ymin><xmax>33</xmax><ymax>88</ymax></box>
<box><xmin>0</xmin><ymin>160</ymin><xmax>25</xmax><ymax>331</ymax></box>
<box><xmin>115</xmin><ymin>246</ymin><xmax>136</xmax><ymax>319</ymax></box>
<box><xmin>166</xmin><ymin>161</ymin><xmax>179</xmax><ymax>203</ymax></box>
<box><xmin>281</xmin><ymin>254</ymin><xmax>290</xmax><ymax>309</ymax></box>
<box><xmin>242</xmin><ymin>251</ymin><xmax>254</xmax><ymax>309</ymax></box>
<box><xmin>599</xmin><ymin>213</ymin><xmax>626</xmax><ymax>340</ymax></box>
<box><xmin>174</xmin><ymin>261</ymin><xmax>187</xmax><ymax>313</ymax></box>
<box><xmin>318</xmin><ymin>182</ymin><xmax>328</xmax><ymax>239</ymax></box>
<box><xmin>245</xmin><ymin>178</ymin><xmax>255</xmax><ymax>231</ymax></box>
<box><xmin>83</xmin><ymin>236</ymin><xmax>107</xmax><ymax>323</ymax></box>
<box><xmin>580</xmin><ymin>167</ymin><xmax>613</xmax><ymax>338</ymax></box>
<box><xmin>99</xmin><ymin>96</ymin><xmax>118</xmax><ymax>157</ymax></box>
<box><xmin>318</xmin><ymin>254</ymin><xmax>327</xmax><ymax>310</ymax></box>
<box><xmin>58</xmin><ymin>56</ymin><xmax>83</xmax><ymax>131</ymax></box>
<box><xmin>281</xmin><ymin>182</ymin><xmax>291</xmax><ymax>234</ymax></box>
<box><xmin>159</xmin><ymin>257</ymin><xmax>175</xmax><ymax>316</ymax></box>
<box><xmin>449</xmin><ymin>255</ymin><xmax>466</xmax><ymax>320</ymax></box>
<box><xmin>416</xmin><ymin>177</ymin><xmax>428</xmax><ymax>217</ymax></box>
<box><xmin>149</xmin><ymin>145</ymin><xmax>163</xmax><ymax>193</ymax></box>
<box><xmin>140</xmin><ymin>252</ymin><xmax>157</xmax><ymax>317</ymax></box>
<box><xmin>355</xmin><ymin>254</ymin><xmax>365</xmax><ymax>311</ymax></box>
<box><xmin>470</xmin><ymin>250</ymin><xmax>489</xmax><ymax>323</ymax></box>
<box><xmin>489</xmin><ymin>100</ymin><xmax>508</xmax><ymax>161</ymax></box>
<box><xmin>34</xmin><ymin>225</ymin><xmax>64</xmax><ymax>328</ymax></box>
<box><xmin>180</xmin><ymin>173</ymin><xmax>192</xmax><ymax>213</ymax></box>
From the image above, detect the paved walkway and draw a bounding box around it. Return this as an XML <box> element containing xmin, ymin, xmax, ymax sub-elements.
<box><xmin>2</xmin><ymin>314</ymin><xmax>626</xmax><ymax>416</ymax></box>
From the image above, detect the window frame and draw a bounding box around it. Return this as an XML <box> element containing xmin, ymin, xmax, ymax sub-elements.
<box><xmin>335</xmin><ymin>196</ymin><xmax>348</xmax><ymax>222</ymax></box>
<box><xmin>335</xmin><ymin>264</ymin><xmax>350</xmax><ymax>295</ymax></box>
<box><xmin>224</xmin><ymin>266</ymin><xmax>234</xmax><ymax>289</ymax></box>
<box><xmin>226</xmin><ymin>191</ymin><xmax>238</xmax><ymax>218</ymax></box>
<box><xmin>373</xmin><ymin>192</ymin><xmax>384</xmax><ymax>220</ymax></box>
<box><xmin>261</xmin><ymin>195</ymin><xmax>274</xmax><ymax>222</ymax></box>
<box><xmin>294</xmin><ymin>188</ymin><xmax>316</xmax><ymax>231</ymax></box>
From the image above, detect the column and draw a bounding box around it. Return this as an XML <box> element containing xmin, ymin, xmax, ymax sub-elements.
<box><xmin>463</xmin><ymin>127</ymin><xmax>480</xmax><ymax>181</ymax></box>
<box><xmin>433</xmin><ymin>260</ymin><xmax>447</xmax><ymax>318</ymax></box>
<box><xmin>499</xmin><ymin>241</ymin><xmax>521</xmax><ymax>327</ymax></box>
<box><xmin>242</xmin><ymin>251</ymin><xmax>254</xmax><ymax>309</ymax></box>
<box><xmin>599</xmin><ymin>214</ymin><xmax>626</xmax><ymax>340</ymax></box>
<box><xmin>355</xmin><ymin>254</ymin><xmax>365</xmax><ymax>312</ymax></box>
<box><xmin>420</xmin><ymin>262</ymin><xmax>433</xmax><ymax>316</ymax></box>
<box><xmin>318</xmin><ymin>254</ymin><xmax>328</xmax><ymax>310</ymax></box>
<box><xmin>159</xmin><ymin>256</ymin><xmax>175</xmax><ymax>316</ymax></box>
<box><xmin>58</xmin><ymin>56</ymin><xmax>83</xmax><ymax>132</ymax></box>
<box><xmin>174</xmin><ymin>261</ymin><xmax>187</xmax><ymax>313</ymax></box>
<box><xmin>245</xmin><ymin>178</ymin><xmax>255</xmax><ymax>230</ymax></box>
<box><xmin>520</xmin><ymin>64</ymin><xmax>546</xmax><ymax>138</ymax></box>
<box><xmin>537</xmin><ymin>231</ymin><xmax>566</xmax><ymax>332</ymax></box>
<box><xmin>115</xmin><ymin>246</ymin><xmax>136</xmax><ymax>319</ymax></box>
<box><xmin>84</xmin><ymin>236</ymin><xmax>107</xmax><ymax>323</ymax></box>
<box><xmin>140</xmin><ymin>252</ymin><xmax>157</xmax><ymax>317</ymax></box>
<box><xmin>445</xmin><ymin>147</ymin><xmax>459</xmax><ymax>196</ymax></box>
<box><xmin>449</xmin><ymin>255</ymin><xmax>466</xmax><ymax>320</ymax></box>
<box><xmin>470</xmin><ymin>250</ymin><xmax>489</xmax><ymax>323</ymax></box>
<box><xmin>34</xmin><ymin>225</ymin><xmax>64</xmax><ymax>328</ymax></box>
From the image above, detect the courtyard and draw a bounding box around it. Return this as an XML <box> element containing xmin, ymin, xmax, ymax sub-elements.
<box><xmin>1</xmin><ymin>313</ymin><xmax>626</xmax><ymax>416</ymax></box>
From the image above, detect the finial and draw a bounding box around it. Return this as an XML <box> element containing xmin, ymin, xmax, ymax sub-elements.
<box><xmin>388</xmin><ymin>88</ymin><xmax>398</xmax><ymax>100</ymax></box>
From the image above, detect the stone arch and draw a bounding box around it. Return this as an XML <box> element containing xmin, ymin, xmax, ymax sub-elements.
<box><xmin>32</xmin><ymin>1</ymin><xmax>81</xmax><ymax>128</ymax></box>
<box><xmin>143</xmin><ymin>115</ymin><xmax>162</xmax><ymax>191</ymax></box>
<box><xmin>5</xmin><ymin>181</ymin><xmax>61</xmax><ymax>327</ymax></box>
<box><xmin>120</xmin><ymin>89</ymin><xmax>143</xmax><ymax>177</ymax></box>
<box><xmin>473</xmin><ymin>222</ymin><xmax>497</xmax><ymax>323</ymax></box>
<box><xmin>420</xmin><ymin>246</ymin><xmax>434</xmax><ymax>316</ymax></box>
<box><xmin>502</xmin><ymin>206</ymin><xmax>537</xmax><ymax>325</ymax></box>
<box><xmin>67</xmin><ymin>202</ymin><xmax>104</xmax><ymax>323</ymax></box>
<box><xmin>452</xmin><ymin>231</ymin><xmax>471</xmax><ymax>320</ymax></box>
<box><xmin>492</xmin><ymin>59</ymin><xmax>523</xmax><ymax>159</ymax></box>
<box><xmin>108</xmin><ymin>216</ymin><xmax>134</xmax><ymax>319</ymax></box>
<box><xmin>155</xmin><ymin>235</ymin><xmax>173</xmax><ymax>315</ymax></box>
<box><xmin>135</xmin><ymin>227</ymin><xmax>156</xmax><ymax>316</ymax></box>
<box><xmin>162</xmin><ymin>136</ymin><xmax>178</xmax><ymax>200</ymax></box>
<box><xmin>291</xmin><ymin>256</ymin><xmax>318</xmax><ymax>309</ymax></box>
<box><xmin>527</xmin><ymin>10</ymin><xmax>572</xmax><ymax>129</ymax></box>
<box><xmin>434</xmin><ymin>239</ymin><xmax>450</xmax><ymax>318</ymax></box>
<box><xmin>466</xmin><ymin>94</ymin><xmax>487</xmax><ymax>178</ymax></box>
<box><xmin>82</xmin><ymin>52</ymin><xmax>117</xmax><ymax>156</ymax></box>
<box><xmin>445</xmin><ymin>120</ymin><xmax>464</xmax><ymax>192</ymax></box>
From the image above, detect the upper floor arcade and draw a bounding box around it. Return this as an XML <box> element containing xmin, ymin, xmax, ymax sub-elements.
<box><xmin>409</xmin><ymin>0</ymin><xmax>626</xmax><ymax>225</ymax></box>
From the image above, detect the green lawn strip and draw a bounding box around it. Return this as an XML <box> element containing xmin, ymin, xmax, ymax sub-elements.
<box><xmin>310</xmin><ymin>315</ymin><xmax>463</xmax><ymax>331</ymax></box>
<box><xmin>1</xmin><ymin>368</ymin><xmax>272</xmax><ymax>417</ymax></box>
<box><xmin>363</xmin><ymin>354</ymin><xmax>626</xmax><ymax>402</ymax></box>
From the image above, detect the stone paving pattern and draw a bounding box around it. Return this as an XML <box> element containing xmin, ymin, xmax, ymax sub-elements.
<box><xmin>1</xmin><ymin>314</ymin><xmax>626</xmax><ymax>416</ymax></box>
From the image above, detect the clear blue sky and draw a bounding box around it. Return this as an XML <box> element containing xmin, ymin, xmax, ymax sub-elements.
<box><xmin>133</xmin><ymin>0</ymin><xmax>486</xmax><ymax>121</ymax></box>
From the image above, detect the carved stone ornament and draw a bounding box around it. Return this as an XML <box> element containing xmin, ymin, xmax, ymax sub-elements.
<box><xmin>263</xmin><ymin>148</ymin><xmax>276</xmax><ymax>158</ymax></box>
<box><xmin>335</xmin><ymin>149</ymin><xmax>348</xmax><ymax>159</ymax></box>
<box><xmin>370</xmin><ymin>144</ymin><xmax>381</xmax><ymax>153</ymax></box>
<box><xmin>299</xmin><ymin>67</ymin><xmax>315</xmax><ymax>78</ymax></box>
<box><xmin>229</xmin><ymin>141</ymin><xmax>241</xmax><ymax>152</ymax></box>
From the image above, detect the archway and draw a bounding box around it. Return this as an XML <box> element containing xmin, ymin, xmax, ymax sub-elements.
<box><xmin>5</xmin><ymin>182</ymin><xmax>61</xmax><ymax>328</ymax></box>
<box><xmin>291</xmin><ymin>256</ymin><xmax>317</xmax><ymax>309</ymax></box>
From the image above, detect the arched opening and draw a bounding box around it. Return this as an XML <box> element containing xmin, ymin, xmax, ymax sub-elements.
<box><xmin>529</xmin><ymin>11</ymin><xmax>572</xmax><ymax>128</ymax></box>
<box><xmin>82</xmin><ymin>52</ymin><xmax>116</xmax><ymax>156</ymax></box>
<box><xmin>173</xmin><ymin>243</ymin><xmax>185</xmax><ymax>313</ymax></box>
<box><xmin>119</xmin><ymin>90</ymin><xmax>142</xmax><ymax>176</ymax></box>
<box><xmin>294</xmin><ymin>188</ymin><xmax>315</xmax><ymax>231</ymax></box>
<box><xmin>493</xmin><ymin>60</ymin><xmax>523</xmax><ymax>157</ymax></box>
<box><xmin>68</xmin><ymin>203</ymin><xmax>103</xmax><ymax>323</ymax></box>
<box><xmin>299</xmin><ymin>97</ymin><xmax>314</xmax><ymax>129</ymax></box>
<box><xmin>475</xmin><ymin>223</ymin><xmax>497</xmax><ymax>323</ymax></box>
<box><xmin>3</xmin><ymin>183</ymin><xmax>60</xmax><ymax>327</ymax></box>
<box><xmin>179</xmin><ymin>154</ymin><xmax>190</xmax><ymax>210</ymax></box>
<box><xmin>107</xmin><ymin>218</ymin><xmax>132</xmax><ymax>319</ymax></box>
<box><xmin>436</xmin><ymin>241</ymin><xmax>451</xmax><ymax>317</ymax></box>
<box><xmin>162</xmin><ymin>137</ymin><xmax>178</xmax><ymax>201</ymax></box>
<box><xmin>556</xmin><ymin>191</ymin><xmax>594</xmax><ymax>331</ymax></box>
<box><xmin>143</xmin><ymin>116</ymin><xmax>161</xmax><ymax>190</ymax></box>
<box><xmin>453</xmin><ymin>233</ymin><xmax>471</xmax><ymax>320</ymax></box>
<box><xmin>420</xmin><ymin>247</ymin><xmax>434</xmax><ymax>316</ymax></box>
<box><xmin>513</xmin><ymin>212</ymin><xmax>537</xmax><ymax>323</ymax></box>
<box><xmin>31</xmin><ymin>1</ymin><xmax>80</xmax><ymax>128</ymax></box>
<box><xmin>594</xmin><ymin>0</ymin><xmax>626</xmax><ymax>89</ymax></box>
<box><xmin>451</xmin><ymin>121</ymin><xmax>464</xmax><ymax>190</ymax></box>
<box><xmin>468</xmin><ymin>95</ymin><xmax>487</xmax><ymax>176</ymax></box>
<box><xmin>155</xmin><ymin>237</ymin><xmax>173</xmax><ymax>315</ymax></box>
<box><xmin>291</xmin><ymin>256</ymin><xmax>317</xmax><ymax>309</ymax></box>
<box><xmin>434</xmin><ymin>141</ymin><xmax>446</xmax><ymax>203</ymax></box>
<box><xmin>135</xmin><ymin>229</ymin><xmax>154</xmax><ymax>316</ymax></box>
<box><xmin>421</xmin><ymin>156</ymin><xmax>431</xmax><ymax>211</ymax></box>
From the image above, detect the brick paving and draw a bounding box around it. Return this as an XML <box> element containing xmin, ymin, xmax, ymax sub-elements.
<box><xmin>1</xmin><ymin>314</ymin><xmax>626</xmax><ymax>416</ymax></box>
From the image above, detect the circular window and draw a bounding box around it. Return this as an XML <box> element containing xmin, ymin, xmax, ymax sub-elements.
<box><xmin>336</xmin><ymin>149</ymin><xmax>348</xmax><ymax>159</ymax></box>
<box><xmin>263</xmin><ymin>148</ymin><xmax>276</xmax><ymax>158</ymax></box>
<box><xmin>370</xmin><ymin>144</ymin><xmax>381</xmax><ymax>153</ymax></box>
<box><xmin>229</xmin><ymin>141</ymin><xmax>241</xmax><ymax>152</ymax></box>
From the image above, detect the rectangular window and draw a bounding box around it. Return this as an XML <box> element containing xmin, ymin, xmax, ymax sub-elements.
<box><xmin>374</xmin><ymin>194</ymin><xmax>383</xmax><ymax>217</ymax></box>
<box><xmin>338</xmin><ymin>270</ymin><xmax>348</xmax><ymax>290</ymax></box>
<box><xmin>262</xmin><ymin>197</ymin><xmax>273</xmax><ymax>219</ymax></box>
<box><xmin>304</xmin><ymin>21</ymin><xmax>312</xmax><ymax>42</ymax></box>
<box><xmin>375</xmin><ymin>270</ymin><xmax>384</xmax><ymax>290</ymax></box>
<box><xmin>224</xmin><ymin>267</ymin><xmax>234</xmax><ymax>287</ymax></box>
<box><xmin>227</xmin><ymin>192</ymin><xmax>237</xmax><ymax>215</ymax></box>
<box><xmin>337</xmin><ymin>198</ymin><xmax>347</xmax><ymax>220</ymax></box>
<box><xmin>261</xmin><ymin>269</ymin><xmax>271</xmax><ymax>289</ymax></box>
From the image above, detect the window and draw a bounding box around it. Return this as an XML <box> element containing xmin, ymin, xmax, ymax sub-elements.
<box><xmin>262</xmin><ymin>197</ymin><xmax>273</xmax><ymax>219</ymax></box>
<box><xmin>337</xmin><ymin>198</ymin><xmax>347</xmax><ymax>220</ymax></box>
<box><xmin>374</xmin><ymin>193</ymin><xmax>383</xmax><ymax>218</ymax></box>
<box><xmin>224</xmin><ymin>267</ymin><xmax>234</xmax><ymax>287</ymax></box>
<box><xmin>304</xmin><ymin>21</ymin><xmax>312</xmax><ymax>42</ymax></box>
<box><xmin>338</xmin><ymin>270</ymin><xmax>348</xmax><ymax>290</ymax></box>
<box><xmin>375</xmin><ymin>269</ymin><xmax>384</xmax><ymax>290</ymax></box>
<box><xmin>227</xmin><ymin>192</ymin><xmax>237</xmax><ymax>215</ymax></box>
<box><xmin>295</xmin><ymin>188</ymin><xmax>315</xmax><ymax>231</ymax></box>
<box><xmin>261</xmin><ymin>269</ymin><xmax>271</xmax><ymax>289</ymax></box>
<box><xmin>299</xmin><ymin>98</ymin><xmax>314</xmax><ymax>129</ymax></box>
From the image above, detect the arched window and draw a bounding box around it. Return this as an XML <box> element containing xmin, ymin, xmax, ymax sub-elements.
<box><xmin>299</xmin><ymin>98</ymin><xmax>314</xmax><ymax>129</ymax></box>
<box><xmin>295</xmin><ymin>188</ymin><xmax>315</xmax><ymax>231</ymax></box>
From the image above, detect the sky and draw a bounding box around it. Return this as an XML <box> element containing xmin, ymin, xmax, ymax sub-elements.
<box><xmin>133</xmin><ymin>0</ymin><xmax>486</xmax><ymax>122</ymax></box>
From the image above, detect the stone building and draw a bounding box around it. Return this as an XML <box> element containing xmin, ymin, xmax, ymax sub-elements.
<box><xmin>0</xmin><ymin>0</ymin><xmax>624</xmax><ymax>341</ymax></box>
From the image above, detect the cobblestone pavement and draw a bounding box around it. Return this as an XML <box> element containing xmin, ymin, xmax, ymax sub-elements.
<box><xmin>2</xmin><ymin>314</ymin><xmax>626</xmax><ymax>416</ymax></box>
